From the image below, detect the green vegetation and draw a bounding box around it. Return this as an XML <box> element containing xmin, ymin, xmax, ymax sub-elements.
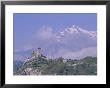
<box><xmin>14</xmin><ymin>56</ymin><xmax>97</xmax><ymax>75</ymax></box>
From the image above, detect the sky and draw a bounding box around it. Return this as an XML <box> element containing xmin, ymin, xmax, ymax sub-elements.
<box><xmin>14</xmin><ymin>13</ymin><xmax>97</xmax><ymax>61</ymax></box>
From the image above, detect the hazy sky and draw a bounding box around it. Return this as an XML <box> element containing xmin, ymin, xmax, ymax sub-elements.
<box><xmin>14</xmin><ymin>13</ymin><xmax>97</xmax><ymax>51</ymax></box>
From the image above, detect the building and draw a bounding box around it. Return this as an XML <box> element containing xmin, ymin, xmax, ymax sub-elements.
<box><xmin>34</xmin><ymin>48</ymin><xmax>42</xmax><ymax>58</ymax></box>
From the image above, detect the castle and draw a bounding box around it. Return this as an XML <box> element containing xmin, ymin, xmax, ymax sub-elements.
<box><xmin>31</xmin><ymin>48</ymin><xmax>42</xmax><ymax>58</ymax></box>
<box><xmin>23</xmin><ymin>48</ymin><xmax>42</xmax><ymax>64</ymax></box>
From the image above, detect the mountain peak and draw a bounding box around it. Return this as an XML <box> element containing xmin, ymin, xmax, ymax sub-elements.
<box><xmin>67</xmin><ymin>25</ymin><xmax>79</xmax><ymax>34</ymax></box>
<box><xmin>59</xmin><ymin>25</ymin><xmax>96</xmax><ymax>38</ymax></box>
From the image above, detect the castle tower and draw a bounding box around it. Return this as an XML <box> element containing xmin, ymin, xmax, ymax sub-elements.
<box><xmin>34</xmin><ymin>48</ymin><xmax>42</xmax><ymax>58</ymax></box>
<box><xmin>37</xmin><ymin>48</ymin><xmax>41</xmax><ymax>56</ymax></box>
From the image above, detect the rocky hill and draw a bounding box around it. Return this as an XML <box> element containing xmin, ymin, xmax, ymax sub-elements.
<box><xmin>14</xmin><ymin>55</ymin><xmax>97</xmax><ymax>75</ymax></box>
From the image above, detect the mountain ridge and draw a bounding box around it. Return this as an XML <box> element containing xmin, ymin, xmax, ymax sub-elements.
<box><xmin>14</xmin><ymin>54</ymin><xmax>97</xmax><ymax>75</ymax></box>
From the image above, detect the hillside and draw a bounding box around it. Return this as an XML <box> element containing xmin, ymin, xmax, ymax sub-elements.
<box><xmin>14</xmin><ymin>56</ymin><xmax>97</xmax><ymax>75</ymax></box>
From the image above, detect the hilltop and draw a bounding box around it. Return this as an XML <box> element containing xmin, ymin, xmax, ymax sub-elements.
<box><xmin>14</xmin><ymin>50</ymin><xmax>97</xmax><ymax>75</ymax></box>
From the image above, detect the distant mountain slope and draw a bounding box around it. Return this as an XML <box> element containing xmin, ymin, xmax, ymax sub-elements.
<box><xmin>14</xmin><ymin>56</ymin><xmax>97</xmax><ymax>75</ymax></box>
<box><xmin>13</xmin><ymin>61</ymin><xmax>23</xmax><ymax>73</ymax></box>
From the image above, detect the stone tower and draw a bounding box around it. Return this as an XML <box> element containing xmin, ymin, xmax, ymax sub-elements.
<box><xmin>34</xmin><ymin>48</ymin><xmax>42</xmax><ymax>58</ymax></box>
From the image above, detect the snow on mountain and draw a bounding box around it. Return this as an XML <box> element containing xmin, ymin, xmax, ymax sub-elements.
<box><xmin>14</xmin><ymin>25</ymin><xmax>97</xmax><ymax>60</ymax></box>
<box><xmin>59</xmin><ymin>25</ymin><xmax>96</xmax><ymax>38</ymax></box>
<box><xmin>56</xmin><ymin>25</ymin><xmax>96</xmax><ymax>51</ymax></box>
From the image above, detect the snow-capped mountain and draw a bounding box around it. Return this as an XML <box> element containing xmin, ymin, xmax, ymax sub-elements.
<box><xmin>58</xmin><ymin>25</ymin><xmax>96</xmax><ymax>38</ymax></box>
<box><xmin>56</xmin><ymin>25</ymin><xmax>96</xmax><ymax>51</ymax></box>
<box><xmin>14</xmin><ymin>25</ymin><xmax>97</xmax><ymax>61</ymax></box>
